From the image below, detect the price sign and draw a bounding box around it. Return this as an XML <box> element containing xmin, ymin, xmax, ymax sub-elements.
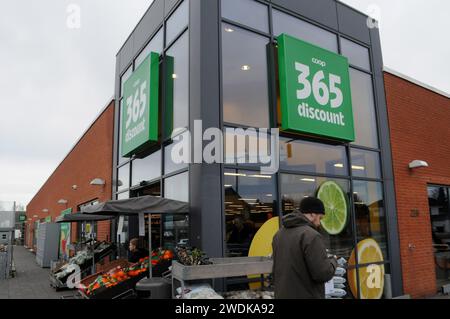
<box><xmin>278</xmin><ymin>34</ymin><xmax>355</xmax><ymax>142</ymax></box>
<box><xmin>121</xmin><ymin>52</ymin><xmax>160</xmax><ymax>157</ymax></box>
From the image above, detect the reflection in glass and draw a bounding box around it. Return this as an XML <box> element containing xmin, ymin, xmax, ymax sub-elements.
<box><xmin>350</xmin><ymin>69</ymin><xmax>379</xmax><ymax>148</ymax></box>
<box><xmin>280</xmin><ymin>138</ymin><xmax>348</xmax><ymax>176</ymax></box>
<box><xmin>353</xmin><ymin>181</ymin><xmax>388</xmax><ymax>260</ymax></box>
<box><xmin>118</xmin><ymin>100</ymin><xmax>129</xmax><ymax>165</ymax></box>
<box><xmin>222</xmin><ymin>23</ymin><xmax>270</xmax><ymax>127</ymax></box>
<box><xmin>351</xmin><ymin>149</ymin><xmax>381</xmax><ymax>179</ymax></box>
<box><xmin>224</xmin><ymin>169</ymin><xmax>276</xmax><ymax>257</ymax></box>
<box><xmin>131</xmin><ymin>151</ymin><xmax>162</xmax><ymax>186</ymax></box>
<box><xmin>117</xmin><ymin>191</ymin><xmax>129</xmax><ymax>200</ymax></box>
<box><xmin>164</xmin><ymin>141</ymin><xmax>189</xmax><ymax>175</ymax></box>
<box><xmin>135</xmin><ymin>28</ymin><xmax>163</xmax><ymax>68</ymax></box>
<box><xmin>273</xmin><ymin>9</ymin><xmax>338</xmax><ymax>52</ymax></box>
<box><xmin>166</xmin><ymin>32</ymin><xmax>189</xmax><ymax>133</ymax></box>
<box><xmin>166</xmin><ymin>0</ymin><xmax>189</xmax><ymax>45</ymax></box>
<box><xmin>120</xmin><ymin>66</ymin><xmax>132</xmax><ymax>97</ymax></box>
<box><xmin>341</xmin><ymin>38</ymin><xmax>371</xmax><ymax>71</ymax></box>
<box><xmin>222</xmin><ymin>0</ymin><xmax>269</xmax><ymax>33</ymax></box>
<box><xmin>164</xmin><ymin>171</ymin><xmax>189</xmax><ymax>202</ymax></box>
<box><xmin>428</xmin><ymin>186</ymin><xmax>450</xmax><ymax>285</ymax></box>
<box><xmin>224</xmin><ymin>127</ymin><xmax>273</xmax><ymax>166</ymax></box>
<box><xmin>117</xmin><ymin>164</ymin><xmax>130</xmax><ymax>192</ymax></box>
<box><xmin>280</xmin><ymin>174</ymin><xmax>353</xmax><ymax>259</ymax></box>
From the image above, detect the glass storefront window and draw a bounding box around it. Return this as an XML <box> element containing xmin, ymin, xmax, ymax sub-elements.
<box><xmin>120</xmin><ymin>66</ymin><xmax>133</xmax><ymax>97</ymax></box>
<box><xmin>166</xmin><ymin>0</ymin><xmax>189</xmax><ymax>45</ymax></box>
<box><xmin>222</xmin><ymin>0</ymin><xmax>269</xmax><ymax>33</ymax></box>
<box><xmin>164</xmin><ymin>171</ymin><xmax>189</xmax><ymax>202</ymax></box>
<box><xmin>222</xmin><ymin>23</ymin><xmax>270</xmax><ymax>128</ymax></box>
<box><xmin>131</xmin><ymin>150</ymin><xmax>162</xmax><ymax>186</ymax></box>
<box><xmin>280</xmin><ymin>138</ymin><xmax>348</xmax><ymax>176</ymax></box>
<box><xmin>428</xmin><ymin>186</ymin><xmax>449</xmax><ymax>216</ymax></box>
<box><xmin>164</xmin><ymin>141</ymin><xmax>189</xmax><ymax>175</ymax></box>
<box><xmin>353</xmin><ymin>181</ymin><xmax>388</xmax><ymax>260</ymax></box>
<box><xmin>224</xmin><ymin>127</ymin><xmax>271</xmax><ymax>166</ymax></box>
<box><xmin>341</xmin><ymin>38</ymin><xmax>371</xmax><ymax>72</ymax></box>
<box><xmin>117</xmin><ymin>163</ymin><xmax>130</xmax><ymax>192</ymax></box>
<box><xmin>118</xmin><ymin>100</ymin><xmax>130</xmax><ymax>165</ymax></box>
<box><xmin>351</xmin><ymin>149</ymin><xmax>381</xmax><ymax>179</ymax></box>
<box><xmin>428</xmin><ymin>186</ymin><xmax>450</xmax><ymax>285</ymax></box>
<box><xmin>350</xmin><ymin>69</ymin><xmax>379</xmax><ymax>148</ymax></box>
<box><xmin>280</xmin><ymin>174</ymin><xmax>353</xmax><ymax>259</ymax></box>
<box><xmin>117</xmin><ymin>191</ymin><xmax>129</xmax><ymax>200</ymax></box>
<box><xmin>224</xmin><ymin>169</ymin><xmax>276</xmax><ymax>257</ymax></box>
<box><xmin>166</xmin><ymin>31</ymin><xmax>189</xmax><ymax>133</ymax></box>
<box><xmin>135</xmin><ymin>28</ymin><xmax>163</xmax><ymax>68</ymax></box>
<box><xmin>273</xmin><ymin>9</ymin><xmax>338</xmax><ymax>53</ymax></box>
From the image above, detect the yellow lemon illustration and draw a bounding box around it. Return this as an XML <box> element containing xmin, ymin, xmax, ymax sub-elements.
<box><xmin>247</xmin><ymin>217</ymin><xmax>279</xmax><ymax>289</ymax></box>
<box><xmin>348</xmin><ymin>238</ymin><xmax>385</xmax><ymax>299</ymax></box>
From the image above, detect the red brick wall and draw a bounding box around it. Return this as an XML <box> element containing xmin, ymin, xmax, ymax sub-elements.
<box><xmin>385</xmin><ymin>72</ymin><xmax>450</xmax><ymax>298</ymax></box>
<box><xmin>26</xmin><ymin>100</ymin><xmax>114</xmax><ymax>250</ymax></box>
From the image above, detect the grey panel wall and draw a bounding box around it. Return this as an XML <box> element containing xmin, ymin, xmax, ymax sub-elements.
<box><xmin>370</xmin><ymin>26</ymin><xmax>403</xmax><ymax>297</ymax></box>
<box><xmin>188</xmin><ymin>0</ymin><xmax>224</xmax><ymax>258</ymax></box>
<box><xmin>270</xmin><ymin>0</ymin><xmax>339</xmax><ymax>30</ymax></box>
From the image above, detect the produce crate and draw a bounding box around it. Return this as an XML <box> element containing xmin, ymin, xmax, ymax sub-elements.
<box><xmin>171</xmin><ymin>257</ymin><xmax>273</xmax><ymax>298</ymax></box>
<box><xmin>78</xmin><ymin>259</ymin><xmax>172</xmax><ymax>299</ymax></box>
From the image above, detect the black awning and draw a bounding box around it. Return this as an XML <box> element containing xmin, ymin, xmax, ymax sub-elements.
<box><xmin>55</xmin><ymin>213</ymin><xmax>114</xmax><ymax>223</ymax></box>
<box><xmin>80</xmin><ymin>195</ymin><xmax>189</xmax><ymax>216</ymax></box>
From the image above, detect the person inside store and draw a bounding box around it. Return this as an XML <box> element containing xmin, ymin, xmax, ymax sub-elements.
<box><xmin>272</xmin><ymin>197</ymin><xmax>338</xmax><ymax>299</ymax></box>
<box><xmin>128</xmin><ymin>238</ymin><xmax>149</xmax><ymax>263</ymax></box>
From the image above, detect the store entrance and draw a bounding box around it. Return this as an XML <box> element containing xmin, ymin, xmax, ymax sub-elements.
<box><xmin>128</xmin><ymin>182</ymin><xmax>189</xmax><ymax>252</ymax></box>
<box><xmin>428</xmin><ymin>185</ymin><xmax>450</xmax><ymax>290</ymax></box>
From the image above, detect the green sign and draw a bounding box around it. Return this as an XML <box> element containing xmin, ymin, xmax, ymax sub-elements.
<box><xmin>45</xmin><ymin>216</ymin><xmax>52</xmax><ymax>223</ymax></box>
<box><xmin>60</xmin><ymin>208</ymin><xmax>72</xmax><ymax>258</ymax></box>
<box><xmin>278</xmin><ymin>34</ymin><xmax>355</xmax><ymax>142</ymax></box>
<box><xmin>19</xmin><ymin>215</ymin><xmax>26</xmax><ymax>222</ymax></box>
<box><xmin>121</xmin><ymin>52</ymin><xmax>160</xmax><ymax>157</ymax></box>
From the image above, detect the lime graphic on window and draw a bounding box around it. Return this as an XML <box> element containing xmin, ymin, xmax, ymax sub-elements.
<box><xmin>316</xmin><ymin>181</ymin><xmax>348</xmax><ymax>235</ymax></box>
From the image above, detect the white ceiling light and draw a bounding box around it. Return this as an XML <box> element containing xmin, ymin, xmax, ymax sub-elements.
<box><xmin>409</xmin><ymin>160</ymin><xmax>429</xmax><ymax>169</ymax></box>
<box><xmin>241</xmin><ymin>65</ymin><xmax>251</xmax><ymax>71</ymax></box>
<box><xmin>57</xmin><ymin>199</ymin><xmax>68</xmax><ymax>205</ymax></box>
<box><xmin>90</xmin><ymin>178</ymin><xmax>106</xmax><ymax>186</ymax></box>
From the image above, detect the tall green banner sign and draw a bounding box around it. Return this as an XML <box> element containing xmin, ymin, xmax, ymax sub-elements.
<box><xmin>121</xmin><ymin>52</ymin><xmax>160</xmax><ymax>157</ymax></box>
<box><xmin>60</xmin><ymin>208</ymin><xmax>72</xmax><ymax>258</ymax></box>
<box><xmin>278</xmin><ymin>34</ymin><xmax>355</xmax><ymax>142</ymax></box>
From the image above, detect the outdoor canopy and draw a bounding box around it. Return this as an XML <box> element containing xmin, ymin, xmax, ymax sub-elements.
<box><xmin>55</xmin><ymin>213</ymin><xmax>114</xmax><ymax>223</ymax></box>
<box><xmin>80</xmin><ymin>195</ymin><xmax>189</xmax><ymax>216</ymax></box>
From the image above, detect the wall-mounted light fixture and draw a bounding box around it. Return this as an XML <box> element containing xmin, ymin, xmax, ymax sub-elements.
<box><xmin>90</xmin><ymin>178</ymin><xmax>106</xmax><ymax>186</ymax></box>
<box><xmin>33</xmin><ymin>215</ymin><xmax>38</xmax><ymax>218</ymax></box>
<box><xmin>57</xmin><ymin>199</ymin><xmax>68</xmax><ymax>205</ymax></box>
<box><xmin>42</xmin><ymin>209</ymin><xmax>48</xmax><ymax>213</ymax></box>
<box><xmin>409</xmin><ymin>160</ymin><xmax>429</xmax><ymax>169</ymax></box>
<box><xmin>72</xmin><ymin>185</ymin><xmax>78</xmax><ymax>190</ymax></box>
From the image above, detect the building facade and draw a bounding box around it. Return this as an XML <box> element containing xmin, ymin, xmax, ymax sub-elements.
<box><xmin>26</xmin><ymin>100</ymin><xmax>115</xmax><ymax>251</ymax></box>
<box><xmin>385</xmin><ymin>69</ymin><xmax>450</xmax><ymax>298</ymax></box>
<box><xmin>113</xmin><ymin>0</ymin><xmax>402</xmax><ymax>298</ymax></box>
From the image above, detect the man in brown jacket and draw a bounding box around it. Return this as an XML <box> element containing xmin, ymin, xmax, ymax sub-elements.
<box><xmin>272</xmin><ymin>197</ymin><xmax>337</xmax><ymax>299</ymax></box>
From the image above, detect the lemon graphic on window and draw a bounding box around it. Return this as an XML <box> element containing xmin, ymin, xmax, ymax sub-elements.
<box><xmin>348</xmin><ymin>238</ymin><xmax>385</xmax><ymax>299</ymax></box>
<box><xmin>316</xmin><ymin>181</ymin><xmax>348</xmax><ymax>235</ymax></box>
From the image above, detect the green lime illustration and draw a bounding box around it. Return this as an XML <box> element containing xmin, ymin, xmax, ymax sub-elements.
<box><xmin>317</xmin><ymin>181</ymin><xmax>348</xmax><ymax>235</ymax></box>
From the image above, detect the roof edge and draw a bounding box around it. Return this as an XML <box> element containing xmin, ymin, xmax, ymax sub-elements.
<box><xmin>384</xmin><ymin>66</ymin><xmax>450</xmax><ymax>99</ymax></box>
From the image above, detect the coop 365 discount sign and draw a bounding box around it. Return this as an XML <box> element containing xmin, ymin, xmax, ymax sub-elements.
<box><xmin>121</xmin><ymin>52</ymin><xmax>159</xmax><ymax>157</ymax></box>
<box><xmin>278</xmin><ymin>34</ymin><xmax>355</xmax><ymax>142</ymax></box>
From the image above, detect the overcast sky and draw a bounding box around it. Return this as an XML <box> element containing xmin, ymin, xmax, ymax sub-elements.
<box><xmin>0</xmin><ymin>0</ymin><xmax>449</xmax><ymax>209</ymax></box>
